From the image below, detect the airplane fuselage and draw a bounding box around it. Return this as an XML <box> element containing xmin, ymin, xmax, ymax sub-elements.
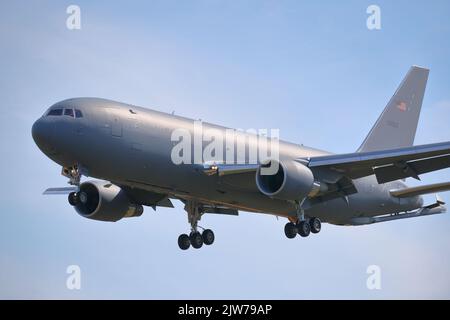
<box><xmin>32</xmin><ymin>98</ymin><xmax>423</xmax><ymax>225</ymax></box>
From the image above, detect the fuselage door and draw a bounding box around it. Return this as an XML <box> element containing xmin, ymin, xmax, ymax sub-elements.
<box><xmin>106</xmin><ymin>109</ymin><xmax>123</xmax><ymax>137</ymax></box>
<box><xmin>112</xmin><ymin>116</ymin><xmax>122</xmax><ymax>137</ymax></box>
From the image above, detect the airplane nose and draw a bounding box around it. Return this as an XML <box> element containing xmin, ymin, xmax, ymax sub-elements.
<box><xmin>32</xmin><ymin>118</ymin><xmax>54</xmax><ymax>153</ymax></box>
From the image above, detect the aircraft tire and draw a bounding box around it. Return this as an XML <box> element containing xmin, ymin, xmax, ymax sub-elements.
<box><xmin>202</xmin><ymin>229</ymin><xmax>215</xmax><ymax>245</ymax></box>
<box><xmin>178</xmin><ymin>234</ymin><xmax>191</xmax><ymax>250</ymax></box>
<box><xmin>310</xmin><ymin>217</ymin><xmax>322</xmax><ymax>234</ymax></box>
<box><xmin>297</xmin><ymin>221</ymin><xmax>311</xmax><ymax>237</ymax></box>
<box><xmin>284</xmin><ymin>222</ymin><xmax>298</xmax><ymax>239</ymax></box>
<box><xmin>190</xmin><ymin>232</ymin><xmax>203</xmax><ymax>249</ymax></box>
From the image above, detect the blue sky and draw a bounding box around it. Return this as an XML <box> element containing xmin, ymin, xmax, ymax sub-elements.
<box><xmin>1</xmin><ymin>0</ymin><xmax>450</xmax><ymax>299</ymax></box>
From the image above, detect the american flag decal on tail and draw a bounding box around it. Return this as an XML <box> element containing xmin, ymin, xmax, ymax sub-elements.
<box><xmin>397</xmin><ymin>101</ymin><xmax>407</xmax><ymax>111</ymax></box>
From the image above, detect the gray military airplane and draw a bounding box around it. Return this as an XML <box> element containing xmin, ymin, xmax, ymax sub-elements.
<box><xmin>32</xmin><ymin>66</ymin><xmax>450</xmax><ymax>250</ymax></box>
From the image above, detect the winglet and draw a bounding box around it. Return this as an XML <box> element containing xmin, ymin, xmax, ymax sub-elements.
<box><xmin>436</xmin><ymin>194</ymin><xmax>446</xmax><ymax>205</ymax></box>
<box><xmin>358</xmin><ymin>66</ymin><xmax>429</xmax><ymax>152</ymax></box>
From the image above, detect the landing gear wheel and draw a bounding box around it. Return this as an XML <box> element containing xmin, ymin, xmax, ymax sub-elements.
<box><xmin>310</xmin><ymin>217</ymin><xmax>321</xmax><ymax>234</ymax></box>
<box><xmin>284</xmin><ymin>222</ymin><xmax>298</xmax><ymax>239</ymax></box>
<box><xmin>190</xmin><ymin>232</ymin><xmax>203</xmax><ymax>249</ymax></box>
<box><xmin>297</xmin><ymin>221</ymin><xmax>311</xmax><ymax>237</ymax></box>
<box><xmin>202</xmin><ymin>229</ymin><xmax>215</xmax><ymax>245</ymax></box>
<box><xmin>178</xmin><ymin>234</ymin><xmax>191</xmax><ymax>250</ymax></box>
<box><xmin>68</xmin><ymin>192</ymin><xmax>78</xmax><ymax>206</ymax></box>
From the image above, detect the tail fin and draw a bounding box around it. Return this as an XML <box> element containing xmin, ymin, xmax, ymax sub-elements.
<box><xmin>357</xmin><ymin>66</ymin><xmax>429</xmax><ymax>152</ymax></box>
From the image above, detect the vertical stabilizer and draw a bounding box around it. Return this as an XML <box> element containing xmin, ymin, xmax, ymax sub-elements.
<box><xmin>357</xmin><ymin>66</ymin><xmax>429</xmax><ymax>152</ymax></box>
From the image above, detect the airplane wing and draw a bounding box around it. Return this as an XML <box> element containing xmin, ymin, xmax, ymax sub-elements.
<box><xmin>43</xmin><ymin>187</ymin><xmax>78</xmax><ymax>195</ymax></box>
<box><xmin>201</xmin><ymin>140</ymin><xmax>450</xmax><ymax>203</ymax></box>
<box><xmin>390</xmin><ymin>181</ymin><xmax>450</xmax><ymax>198</ymax></box>
<box><xmin>307</xmin><ymin>141</ymin><xmax>450</xmax><ymax>184</ymax></box>
<box><xmin>43</xmin><ymin>181</ymin><xmax>176</xmax><ymax>209</ymax></box>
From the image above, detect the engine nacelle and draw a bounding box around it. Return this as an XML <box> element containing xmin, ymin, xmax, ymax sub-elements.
<box><xmin>256</xmin><ymin>159</ymin><xmax>314</xmax><ymax>201</ymax></box>
<box><xmin>74</xmin><ymin>181</ymin><xmax>143</xmax><ymax>222</ymax></box>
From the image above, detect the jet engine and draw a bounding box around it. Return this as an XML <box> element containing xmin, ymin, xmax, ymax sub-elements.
<box><xmin>72</xmin><ymin>180</ymin><xmax>143</xmax><ymax>222</ymax></box>
<box><xmin>256</xmin><ymin>159</ymin><xmax>315</xmax><ymax>201</ymax></box>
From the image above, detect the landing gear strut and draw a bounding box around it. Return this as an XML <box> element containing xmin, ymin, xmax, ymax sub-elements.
<box><xmin>177</xmin><ymin>200</ymin><xmax>215</xmax><ymax>250</ymax></box>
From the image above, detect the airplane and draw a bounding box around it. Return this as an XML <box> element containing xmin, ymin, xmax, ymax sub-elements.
<box><xmin>32</xmin><ymin>66</ymin><xmax>450</xmax><ymax>250</ymax></box>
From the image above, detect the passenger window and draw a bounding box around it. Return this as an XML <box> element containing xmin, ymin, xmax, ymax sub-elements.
<box><xmin>64</xmin><ymin>108</ymin><xmax>74</xmax><ymax>117</ymax></box>
<box><xmin>75</xmin><ymin>109</ymin><xmax>83</xmax><ymax>118</ymax></box>
<box><xmin>47</xmin><ymin>109</ymin><xmax>63</xmax><ymax>116</ymax></box>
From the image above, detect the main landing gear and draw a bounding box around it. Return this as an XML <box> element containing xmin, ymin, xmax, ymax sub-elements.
<box><xmin>284</xmin><ymin>199</ymin><xmax>321</xmax><ymax>239</ymax></box>
<box><xmin>284</xmin><ymin>217</ymin><xmax>321</xmax><ymax>239</ymax></box>
<box><xmin>178</xmin><ymin>200</ymin><xmax>215</xmax><ymax>250</ymax></box>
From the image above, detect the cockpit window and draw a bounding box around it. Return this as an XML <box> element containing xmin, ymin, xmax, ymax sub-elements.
<box><xmin>64</xmin><ymin>108</ymin><xmax>74</xmax><ymax>117</ymax></box>
<box><xmin>75</xmin><ymin>109</ymin><xmax>83</xmax><ymax>118</ymax></box>
<box><xmin>47</xmin><ymin>108</ymin><xmax>63</xmax><ymax>116</ymax></box>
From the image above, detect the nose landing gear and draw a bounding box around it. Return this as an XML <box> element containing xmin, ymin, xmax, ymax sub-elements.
<box><xmin>177</xmin><ymin>200</ymin><xmax>216</xmax><ymax>250</ymax></box>
<box><xmin>62</xmin><ymin>165</ymin><xmax>82</xmax><ymax>186</ymax></box>
<box><xmin>63</xmin><ymin>165</ymin><xmax>88</xmax><ymax>207</ymax></box>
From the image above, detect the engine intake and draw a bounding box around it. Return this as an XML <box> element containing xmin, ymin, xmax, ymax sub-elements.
<box><xmin>256</xmin><ymin>159</ymin><xmax>314</xmax><ymax>201</ymax></box>
<box><xmin>74</xmin><ymin>181</ymin><xmax>143</xmax><ymax>222</ymax></box>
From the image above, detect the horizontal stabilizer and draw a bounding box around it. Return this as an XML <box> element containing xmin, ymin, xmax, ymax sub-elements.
<box><xmin>390</xmin><ymin>182</ymin><xmax>450</xmax><ymax>198</ymax></box>
<box><xmin>43</xmin><ymin>187</ymin><xmax>78</xmax><ymax>195</ymax></box>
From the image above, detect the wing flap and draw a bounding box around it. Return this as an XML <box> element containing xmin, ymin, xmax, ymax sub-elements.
<box><xmin>119</xmin><ymin>184</ymin><xmax>174</xmax><ymax>207</ymax></box>
<box><xmin>374</xmin><ymin>154</ymin><xmax>450</xmax><ymax>183</ymax></box>
<box><xmin>155</xmin><ymin>197</ymin><xmax>174</xmax><ymax>208</ymax></box>
<box><xmin>203</xmin><ymin>206</ymin><xmax>239</xmax><ymax>216</ymax></box>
